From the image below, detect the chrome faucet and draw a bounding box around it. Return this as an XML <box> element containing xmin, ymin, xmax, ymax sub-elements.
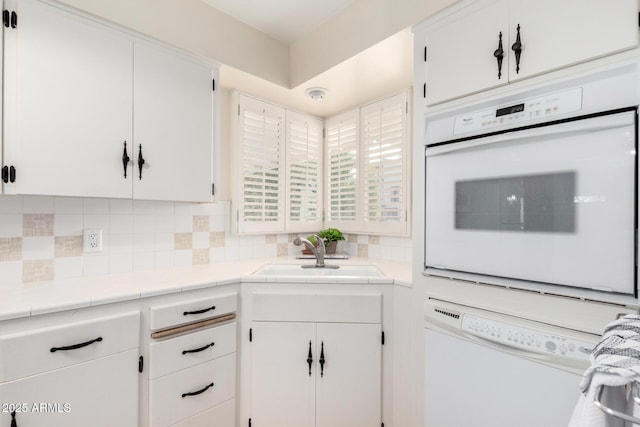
<box><xmin>294</xmin><ymin>234</ymin><xmax>326</xmax><ymax>268</ymax></box>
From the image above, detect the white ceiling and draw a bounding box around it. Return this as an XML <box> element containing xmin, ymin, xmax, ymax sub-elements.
<box><xmin>200</xmin><ymin>0</ymin><xmax>414</xmax><ymax>117</ymax></box>
<box><xmin>199</xmin><ymin>0</ymin><xmax>356</xmax><ymax>45</ymax></box>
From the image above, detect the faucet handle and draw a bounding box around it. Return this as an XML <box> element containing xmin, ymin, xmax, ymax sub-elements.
<box><xmin>312</xmin><ymin>234</ymin><xmax>325</xmax><ymax>256</ymax></box>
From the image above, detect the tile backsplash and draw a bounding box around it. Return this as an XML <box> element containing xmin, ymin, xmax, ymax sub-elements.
<box><xmin>0</xmin><ymin>195</ymin><xmax>412</xmax><ymax>287</ymax></box>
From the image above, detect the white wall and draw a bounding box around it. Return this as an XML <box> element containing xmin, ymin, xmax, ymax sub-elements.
<box><xmin>55</xmin><ymin>0</ymin><xmax>291</xmax><ymax>87</ymax></box>
<box><xmin>289</xmin><ymin>0</ymin><xmax>457</xmax><ymax>86</ymax></box>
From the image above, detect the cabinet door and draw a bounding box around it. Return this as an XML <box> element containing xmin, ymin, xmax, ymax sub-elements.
<box><xmin>133</xmin><ymin>41</ymin><xmax>214</xmax><ymax>202</ymax></box>
<box><xmin>250</xmin><ymin>322</ymin><xmax>315</xmax><ymax>427</ymax></box>
<box><xmin>509</xmin><ymin>0</ymin><xmax>638</xmax><ymax>81</ymax></box>
<box><xmin>315</xmin><ymin>323</ymin><xmax>382</xmax><ymax>427</ymax></box>
<box><xmin>3</xmin><ymin>0</ymin><xmax>133</xmax><ymax>198</ymax></box>
<box><xmin>0</xmin><ymin>349</ymin><xmax>138</xmax><ymax>427</ymax></box>
<box><xmin>424</xmin><ymin>0</ymin><xmax>508</xmax><ymax>105</ymax></box>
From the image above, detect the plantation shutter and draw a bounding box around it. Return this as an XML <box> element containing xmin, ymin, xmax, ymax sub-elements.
<box><xmin>286</xmin><ymin>111</ymin><xmax>323</xmax><ymax>232</ymax></box>
<box><xmin>325</xmin><ymin>109</ymin><xmax>359</xmax><ymax>232</ymax></box>
<box><xmin>235</xmin><ymin>95</ymin><xmax>285</xmax><ymax>233</ymax></box>
<box><xmin>359</xmin><ymin>92</ymin><xmax>409</xmax><ymax>235</ymax></box>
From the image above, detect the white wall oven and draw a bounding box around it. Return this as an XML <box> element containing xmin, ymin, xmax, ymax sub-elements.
<box><xmin>424</xmin><ymin>63</ymin><xmax>640</xmax><ymax>299</ymax></box>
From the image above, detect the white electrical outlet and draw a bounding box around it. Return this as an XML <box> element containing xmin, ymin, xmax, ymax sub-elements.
<box><xmin>83</xmin><ymin>229</ymin><xmax>102</xmax><ymax>253</ymax></box>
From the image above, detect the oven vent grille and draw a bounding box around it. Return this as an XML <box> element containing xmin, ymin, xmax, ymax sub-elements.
<box><xmin>434</xmin><ymin>307</ymin><xmax>460</xmax><ymax>320</ymax></box>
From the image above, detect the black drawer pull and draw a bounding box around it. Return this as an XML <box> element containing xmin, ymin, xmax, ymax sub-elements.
<box><xmin>2</xmin><ymin>166</ymin><xmax>8</xmax><ymax>184</ymax></box>
<box><xmin>181</xmin><ymin>382</ymin><xmax>214</xmax><ymax>398</ymax></box>
<box><xmin>50</xmin><ymin>337</ymin><xmax>102</xmax><ymax>352</ymax></box>
<box><xmin>182</xmin><ymin>342</ymin><xmax>215</xmax><ymax>355</ymax></box>
<box><xmin>183</xmin><ymin>306</ymin><xmax>216</xmax><ymax>316</ymax></box>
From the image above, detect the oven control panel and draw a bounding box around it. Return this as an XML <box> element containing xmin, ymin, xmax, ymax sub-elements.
<box><xmin>461</xmin><ymin>313</ymin><xmax>594</xmax><ymax>361</ymax></box>
<box><xmin>453</xmin><ymin>87</ymin><xmax>583</xmax><ymax>135</ymax></box>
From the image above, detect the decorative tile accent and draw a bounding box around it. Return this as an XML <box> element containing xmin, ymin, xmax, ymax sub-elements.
<box><xmin>348</xmin><ymin>234</ymin><xmax>358</xmax><ymax>243</ymax></box>
<box><xmin>0</xmin><ymin>238</ymin><xmax>22</xmax><ymax>261</ymax></box>
<box><xmin>23</xmin><ymin>259</ymin><xmax>54</xmax><ymax>283</ymax></box>
<box><xmin>277</xmin><ymin>243</ymin><xmax>289</xmax><ymax>256</ymax></box>
<box><xmin>369</xmin><ymin>235</ymin><xmax>380</xmax><ymax>245</ymax></box>
<box><xmin>210</xmin><ymin>232</ymin><xmax>225</xmax><ymax>248</ymax></box>
<box><xmin>54</xmin><ymin>236</ymin><xmax>83</xmax><ymax>258</ymax></box>
<box><xmin>358</xmin><ymin>243</ymin><xmax>369</xmax><ymax>258</ymax></box>
<box><xmin>265</xmin><ymin>234</ymin><xmax>277</xmax><ymax>244</ymax></box>
<box><xmin>192</xmin><ymin>248</ymin><xmax>209</xmax><ymax>265</ymax></box>
<box><xmin>23</xmin><ymin>214</ymin><xmax>54</xmax><ymax>237</ymax></box>
<box><xmin>193</xmin><ymin>215</ymin><xmax>209</xmax><ymax>232</ymax></box>
<box><xmin>174</xmin><ymin>233</ymin><xmax>193</xmax><ymax>250</ymax></box>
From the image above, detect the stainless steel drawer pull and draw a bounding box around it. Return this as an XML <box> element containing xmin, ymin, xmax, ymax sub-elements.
<box><xmin>50</xmin><ymin>336</ymin><xmax>103</xmax><ymax>353</ymax></box>
<box><xmin>182</xmin><ymin>342</ymin><xmax>215</xmax><ymax>355</ymax></box>
<box><xmin>181</xmin><ymin>382</ymin><xmax>214</xmax><ymax>398</ymax></box>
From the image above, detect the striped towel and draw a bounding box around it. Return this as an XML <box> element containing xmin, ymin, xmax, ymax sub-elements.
<box><xmin>569</xmin><ymin>314</ymin><xmax>640</xmax><ymax>427</ymax></box>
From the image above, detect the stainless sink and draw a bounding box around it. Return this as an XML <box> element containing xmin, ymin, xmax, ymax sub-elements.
<box><xmin>252</xmin><ymin>264</ymin><xmax>383</xmax><ymax>277</ymax></box>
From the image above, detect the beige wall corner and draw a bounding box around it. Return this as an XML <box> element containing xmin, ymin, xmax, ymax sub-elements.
<box><xmin>289</xmin><ymin>0</ymin><xmax>456</xmax><ymax>87</ymax></box>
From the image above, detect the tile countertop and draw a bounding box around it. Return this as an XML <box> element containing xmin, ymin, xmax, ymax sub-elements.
<box><xmin>0</xmin><ymin>257</ymin><xmax>411</xmax><ymax>321</ymax></box>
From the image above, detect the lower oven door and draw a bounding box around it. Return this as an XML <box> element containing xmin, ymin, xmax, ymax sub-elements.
<box><xmin>424</xmin><ymin>109</ymin><xmax>637</xmax><ymax>294</ymax></box>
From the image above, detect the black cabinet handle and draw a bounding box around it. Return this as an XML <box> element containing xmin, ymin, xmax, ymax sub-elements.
<box><xmin>182</xmin><ymin>342</ymin><xmax>215</xmax><ymax>355</ymax></box>
<box><xmin>1</xmin><ymin>166</ymin><xmax>8</xmax><ymax>184</ymax></box>
<box><xmin>122</xmin><ymin>141</ymin><xmax>130</xmax><ymax>178</ymax></box>
<box><xmin>9</xmin><ymin>166</ymin><xmax>15</xmax><ymax>183</ymax></box>
<box><xmin>183</xmin><ymin>305</ymin><xmax>216</xmax><ymax>316</ymax></box>
<box><xmin>511</xmin><ymin>24</ymin><xmax>523</xmax><ymax>74</ymax></box>
<box><xmin>307</xmin><ymin>340</ymin><xmax>313</xmax><ymax>377</ymax></box>
<box><xmin>137</xmin><ymin>144</ymin><xmax>145</xmax><ymax>180</ymax></box>
<box><xmin>493</xmin><ymin>31</ymin><xmax>504</xmax><ymax>79</ymax></box>
<box><xmin>50</xmin><ymin>337</ymin><xmax>102</xmax><ymax>352</ymax></box>
<box><xmin>3</xmin><ymin>10</ymin><xmax>9</xmax><ymax>28</ymax></box>
<box><xmin>10</xmin><ymin>10</ymin><xmax>16</xmax><ymax>28</ymax></box>
<box><xmin>181</xmin><ymin>382</ymin><xmax>214</xmax><ymax>398</ymax></box>
<box><xmin>319</xmin><ymin>341</ymin><xmax>325</xmax><ymax>378</ymax></box>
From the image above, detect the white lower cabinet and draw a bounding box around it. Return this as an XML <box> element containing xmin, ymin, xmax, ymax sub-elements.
<box><xmin>0</xmin><ymin>310</ymin><xmax>141</xmax><ymax>427</ymax></box>
<box><xmin>250</xmin><ymin>321</ymin><xmax>381</xmax><ymax>427</ymax></box>
<box><xmin>246</xmin><ymin>289</ymin><xmax>384</xmax><ymax>427</ymax></box>
<box><xmin>0</xmin><ymin>350</ymin><xmax>139</xmax><ymax>426</ymax></box>
<box><xmin>147</xmin><ymin>291</ymin><xmax>238</xmax><ymax>427</ymax></box>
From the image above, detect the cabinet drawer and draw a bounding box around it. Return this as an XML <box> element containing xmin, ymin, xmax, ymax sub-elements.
<box><xmin>150</xmin><ymin>322</ymin><xmax>236</xmax><ymax>379</ymax></box>
<box><xmin>0</xmin><ymin>311</ymin><xmax>140</xmax><ymax>382</ymax></box>
<box><xmin>150</xmin><ymin>353</ymin><xmax>236</xmax><ymax>427</ymax></box>
<box><xmin>171</xmin><ymin>398</ymin><xmax>235</xmax><ymax>427</ymax></box>
<box><xmin>252</xmin><ymin>292</ymin><xmax>382</xmax><ymax>323</ymax></box>
<box><xmin>150</xmin><ymin>292</ymin><xmax>237</xmax><ymax>331</ymax></box>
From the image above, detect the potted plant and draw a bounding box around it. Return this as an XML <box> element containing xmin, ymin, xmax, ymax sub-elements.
<box><xmin>317</xmin><ymin>228</ymin><xmax>345</xmax><ymax>254</ymax></box>
<box><xmin>300</xmin><ymin>228</ymin><xmax>345</xmax><ymax>255</ymax></box>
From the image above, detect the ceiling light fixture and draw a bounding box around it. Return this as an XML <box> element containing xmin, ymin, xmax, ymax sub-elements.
<box><xmin>305</xmin><ymin>87</ymin><xmax>328</xmax><ymax>101</ymax></box>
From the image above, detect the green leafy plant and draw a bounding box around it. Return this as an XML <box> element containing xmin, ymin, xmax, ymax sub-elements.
<box><xmin>317</xmin><ymin>228</ymin><xmax>345</xmax><ymax>245</ymax></box>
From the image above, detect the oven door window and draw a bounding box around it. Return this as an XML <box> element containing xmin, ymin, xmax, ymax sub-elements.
<box><xmin>425</xmin><ymin>110</ymin><xmax>637</xmax><ymax>294</ymax></box>
<box><xmin>455</xmin><ymin>171</ymin><xmax>576</xmax><ymax>233</ymax></box>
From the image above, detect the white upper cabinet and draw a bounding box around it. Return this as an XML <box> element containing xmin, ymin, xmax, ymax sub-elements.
<box><xmin>423</xmin><ymin>0</ymin><xmax>509</xmax><ymax>105</ymax></box>
<box><xmin>133</xmin><ymin>41</ymin><xmax>215</xmax><ymax>202</ymax></box>
<box><xmin>2</xmin><ymin>0</ymin><xmax>216</xmax><ymax>201</ymax></box>
<box><xmin>420</xmin><ymin>0</ymin><xmax>638</xmax><ymax>106</ymax></box>
<box><xmin>508</xmin><ymin>0</ymin><xmax>638</xmax><ymax>81</ymax></box>
<box><xmin>3</xmin><ymin>0</ymin><xmax>133</xmax><ymax>198</ymax></box>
